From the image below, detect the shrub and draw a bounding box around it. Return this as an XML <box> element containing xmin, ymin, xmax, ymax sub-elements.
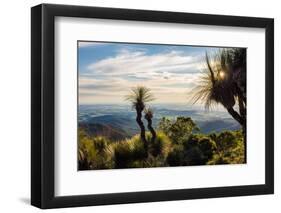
<box><xmin>78</xmin><ymin>129</ymin><xmax>113</xmax><ymax>170</ymax></box>
<box><xmin>167</xmin><ymin>134</ymin><xmax>216</xmax><ymax>166</ymax></box>
<box><xmin>184</xmin><ymin>135</ymin><xmax>217</xmax><ymax>162</ymax></box>
<box><xmin>147</xmin><ymin>131</ymin><xmax>171</xmax><ymax>157</ymax></box>
<box><xmin>113</xmin><ymin>134</ymin><xmax>148</xmax><ymax>168</ymax></box>
<box><xmin>91</xmin><ymin>137</ymin><xmax>113</xmax><ymax>169</ymax></box>
<box><xmin>113</xmin><ymin>131</ymin><xmax>171</xmax><ymax>168</ymax></box>
<box><xmin>158</xmin><ymin>117</ymin><xmax>199</xmax><ymax>144</ymax></box>
<box><xmin>166</xmin><ymin>145</ymin><xmax>185</xmax><ymax>166</ymax></box>
<box><xmin>208</xmin><ymin>130</ymin><xmax>244</xmax><ymax>164</ymax></box>
<box><xmin>113</xmin><ymin>141</ymin><xmax>133</xmax><ymax>168</ymax></box>
<box><xmin>129</xmin><ymin>134</ymin><xmax>149</xmax><ymax>160</ymax></box>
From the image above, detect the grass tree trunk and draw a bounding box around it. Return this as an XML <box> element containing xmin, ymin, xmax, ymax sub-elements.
<box><xmin>226</xmin><ymin>107</ymin><xmax>244</xmax><ymax>126</ymax></box>
<box><xmin>227</xmin><ymin>106</ymin><xmax>246</xmax><ymax>163</ymax></box>
<box><xmin>136</xmin><ymin>110</ymin><xmax>148</xmax><ymax>152</ymax></box>
<box><xmin>238</xmin><ymin>96</ymin><xmax>247</xmax><ymax>163</ymax></box>
<box><xmin>145</xmin><ymin>116</ymin><xmax>156</xmax><ymax>143</ymax></box>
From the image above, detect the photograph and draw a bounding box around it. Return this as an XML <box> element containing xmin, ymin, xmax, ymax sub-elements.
<box><xmin>77</xmin><ymin>41</ymin><xmax>247</xmax><ymax>170</ymax></box>
<box><xmin>29</xmin><ymin>3</ymin><xmax>274</xmax><ymax>209</ymax></box>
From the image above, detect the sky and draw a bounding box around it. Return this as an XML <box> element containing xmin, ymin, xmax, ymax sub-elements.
<box><xmin>78</xmin><ymin>41</ymin><xmax>222</xmax><ymax>105</ymax></box>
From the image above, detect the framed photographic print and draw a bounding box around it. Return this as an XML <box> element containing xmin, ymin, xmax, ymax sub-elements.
<box><xmin>31</xmin><ymin>3</ymin><xmax>274</xmax><ymax>209</ymax></box>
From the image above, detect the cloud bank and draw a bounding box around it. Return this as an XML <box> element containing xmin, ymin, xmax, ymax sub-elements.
<box><xmin>79</xmin><ymin>45</ymin><xmax>207</xmax><ymax>105</ymax></box>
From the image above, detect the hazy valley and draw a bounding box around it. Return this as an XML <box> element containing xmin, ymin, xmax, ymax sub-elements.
<box><xmin>79</xmin><ymin>104</ymin><xmax>240</xmax><ymax>141</ymax></box>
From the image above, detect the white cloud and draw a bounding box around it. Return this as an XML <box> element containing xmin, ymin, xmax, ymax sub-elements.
<box><xmin>78</xmin><ymin>42</ymin><xmax>107</xmax><ymax>48</ymax></box>
<box><xmin>79</xmin><ymin>49</ymin><xmax>204</xmax><ymax>104</ymax></box>
<box><xmin>87</xmin><ymin>50</ymin><xmax>200</xmax><ymax>76</ymax></box>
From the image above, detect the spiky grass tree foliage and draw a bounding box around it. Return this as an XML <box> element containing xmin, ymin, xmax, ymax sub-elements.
<box><xmin>78</xmin><ymin>129</ymin><xmax>114</xmax><ymax>170</ymax></box>
<box><xmin>113</xmin><ymin>132</ymin><xmax>171</xmax><ymax>168</ymax></box>
<box><xmin>146</xmin><ymin>131</ymin><xmax>172</xmax><ymax>157</ymax></box>
<box><xmin>192</xmin><ymin>48</ymin><xmax>246</xmax><ymax>161</ymax></box>
<box><xmin>113</xmin><ymin>135</ymin><xmax>147</xmax><ymax>168</ymax></box>
<box><xmin>125</xmin><ymin>86</ymin><xmax>155</xmax><ymax>153</ymax></box>
<box><xmin>192</xmin><ymin>49</ymin><xmax>246</xmax><ymax>122</ymax></box>
<box><xmin>144</xmin><ymin>107</ymin><xmax>156</xmax><ymax>144</ymax></box>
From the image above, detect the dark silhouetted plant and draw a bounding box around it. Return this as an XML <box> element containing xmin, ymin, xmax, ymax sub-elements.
<box><xmin>191</xmin><ymin>48</ymin><xmax>246</xmax><ymax>161</ymax></box>
<box><xmin>144</xmin><ymin>107</ymin><xmax>156</xmax><ymax>144</ymax></box>
<box><xmin>125</xmin><ymin>86</ymin><xmax>155</xmax><ymax>153</ymax></box>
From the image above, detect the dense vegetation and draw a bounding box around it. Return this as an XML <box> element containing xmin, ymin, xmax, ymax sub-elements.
<box><xmin>78</xmin><ymin>116</ymin><xmax>244</xmax><ymax>170</ymax></box>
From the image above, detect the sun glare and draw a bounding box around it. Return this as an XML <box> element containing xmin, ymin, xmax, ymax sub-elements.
<box><xmin>219</xmin><ymin>71</ymin><xmax>225</xmax><ymax>79</ymax></box>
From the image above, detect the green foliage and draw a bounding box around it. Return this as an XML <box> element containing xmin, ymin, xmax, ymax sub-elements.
<box><xmin>208</xmin><ymin>130</ymin><xmax>244</xmax><ymax>164</ymax></box>
<box><xmin>158</xmin><ymin>116</ymin><xmax>199</xmax><ymax>144</ymax></box>
<box><xmin>113</xmin><ymin>135</ymin><xmax>147</xmax><ymax>168</ymax></box>
<box><xmin>157</xmin><ymin>117</ymin><xmax>172</xmax><ymax>135</ymax></box>
<box><xmin>166</xmin><ymin>145</ymin><xmax>185</xmax><ymax>166</ymax></box>
<box><xmin>167</xmin><ymin>134</ymin><xmax>216</xmax><ymax>166</ymax></box>
<box><xmin>78</xmin><ymin>129</ymin><xmax>113</xmax><ymax>170</ymax></box>
<box><xmin>78</xmin><ymin>121</ymin><xmax>245</xmax><ymax>170</ymax></box>
<box><xmin>113</xmin><ymin>132</ymin><xmax>171</xmax><ymax>168</ymax></box>
<box><xmin>147</xmin><ymin>131</ymin><xmax>171</xmax><ymax>157</ymax></box>
<box><xmin>113</xmin><ymin>141</ymin><xmax>135</xmax><ymax>168</ymax></box>
<box><xmin>184</xmin><ymin>134</ymin><xmax>217</xmax><ymax>164</ymax></box>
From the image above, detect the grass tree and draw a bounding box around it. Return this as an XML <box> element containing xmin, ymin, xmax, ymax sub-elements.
<box><xmin>125</xmin><ymin>86</ymin><xmax>155</xmax><ymax>152</ymax></box>
<box><xmin>144</xmin><ymin>107</ymin><xmax>156</xmax><ymax>143</ymax></box>
<box><xmin>192</xmin><ymin>48</ymin><xmax>246</xmax><ymax>161</ymax></box>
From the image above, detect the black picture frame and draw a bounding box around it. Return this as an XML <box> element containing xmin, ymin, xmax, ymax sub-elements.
<box><xmin>31</xmin><ymin>3</ymin><xmax>274</xmax><ymax>209</ymax></box>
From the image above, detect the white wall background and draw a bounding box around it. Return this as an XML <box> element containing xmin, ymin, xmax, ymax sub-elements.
<box><xmin>0</xmin><ymin>0</ymin><xmax>279</xmax><ymax>212</ymax></box>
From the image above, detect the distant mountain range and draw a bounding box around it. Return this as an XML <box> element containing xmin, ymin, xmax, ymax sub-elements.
<box><xmin>79</xmin><ymin>122</ymin><xmax>129</xmax><ymax>141</ymax></box>
<box><xmin>79</xmin><ymin>104</ymin><xmax>240</xmax><ymax>141</ymax></box>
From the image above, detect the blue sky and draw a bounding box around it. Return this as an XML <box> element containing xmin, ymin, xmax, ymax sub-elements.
<box><xmin>78</xmin><ymin>41</ymin><xmax>222</xmax><ymax>105</ymax></box>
